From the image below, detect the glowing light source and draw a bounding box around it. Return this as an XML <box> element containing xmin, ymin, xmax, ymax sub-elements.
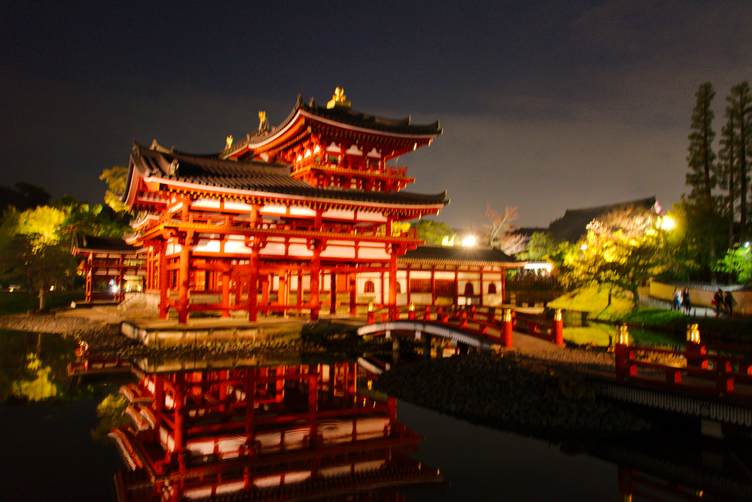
<box><xmin>441</xmin><ymin>236</ymin><xmax>455</xmax><ymax>246</ymax></box>
<box><xmin>461</xmin><ymin>236</ymin><xmax>476</xmax><ymax>247</ymax></box>
<box><xmin>580</xmin><ymin>244</ymin><xmax>588</xmax><ymax>250</ymax></box>
<box><xmin>658</xmin><ymin>216</ymin><xmax>675</xmax><ymax>230</ymax></box>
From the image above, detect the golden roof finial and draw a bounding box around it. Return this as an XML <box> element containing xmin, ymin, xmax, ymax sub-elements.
<box><xmin>327</xmin><ymin>87</ymin><xmax>351</xmax><ymax>109</ymax></box>
<box><xmin>258</xmin><ymin>111</ymin><xmax>269</xmax><ymax>133</ymax></box>
<box><xmin>226</xmin><ymin>135</ymin><xmax>233</xmax><ymax>149</ymax></box>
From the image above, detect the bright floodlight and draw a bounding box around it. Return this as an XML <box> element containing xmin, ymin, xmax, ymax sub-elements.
<box><xmin>462</xmin><ymin>236</ymin><xmax>476</xmax><ymax>247</ymax></box>
<box><xmin>660</xmin><ymin>216</ymin><xmax>675</xmax><ymax>230</ymax></box>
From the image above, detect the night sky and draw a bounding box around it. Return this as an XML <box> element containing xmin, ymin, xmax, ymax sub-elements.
<box><xmin>1</xmin><ymin>1</ymin><xmax>749</xmax><ymax>230</ymax></box>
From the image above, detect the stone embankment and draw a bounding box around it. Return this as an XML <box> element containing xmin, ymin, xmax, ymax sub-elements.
<box><xmin>375</xmin><ymin>349</ymin><xmax>650</xmax><ymax>433</ymax></box>
<box><xmin>0</xmin><ymin>313</ymin><xmax>123</xmax><ymax>346</ymax></box>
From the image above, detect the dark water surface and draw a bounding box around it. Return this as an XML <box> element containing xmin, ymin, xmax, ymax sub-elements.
<box><xmin>1</xmin><ymin>331</ymin><xmax>750</xmax><ymax>502</ymax></box>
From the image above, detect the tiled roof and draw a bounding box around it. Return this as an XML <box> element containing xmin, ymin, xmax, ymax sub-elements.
<box><xmin>72</xmin><ymin>234</ymin><xmax>139</xmax><ymax>253</ymax></box>
<box><xmin>400</xmin><ymin>245</ymin><xmax>518</xmax><ymax>265</ymax></box>
<box><xmin>547</xmin><ymin>196</ymin><xmax>657</xmax><ymax>243</ymax></box>
<box><xmin>129</xmin><ymin>142</ymin><xmax>449</xmax><ymax>207</ymax></box>
<box><xmin>224</xmin><ymin>95</ymin><xmax>442</xmax><ymax>156</ymax></box>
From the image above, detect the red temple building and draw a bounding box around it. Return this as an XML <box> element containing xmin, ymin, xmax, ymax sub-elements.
<box><xmin>71</xmin><ymin>234</ymin><xmax>146</xmax><ymax>302</ymax></box>
<box><xmin>119</xmin><ymin>89</ymin><xmax>521</xmax><ymax>324</ymax></box>
<box><xmin>122</xmin><ymin>89</ymin><xmax>450</xmax><ymax>323</ymax></box>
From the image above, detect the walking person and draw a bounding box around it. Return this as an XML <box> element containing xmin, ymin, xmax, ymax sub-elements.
<box><xmin>682</xmin><ymin>288</ymin><xmax>691</xmax><ymax>315</ymax></box>
<box><xmin>713</xmin><ymin>289</ymin><xmax>723</xmax><ymax>317</ymax></box>
<box><xmin>725</xmin><ymin>291</ymin><xmax>736</xmax><ymax>318</ymax></box>
<box><xmin>673</xmin><ymin>288</ymin><xmax>682</xmax><ymax>311</ymax></box>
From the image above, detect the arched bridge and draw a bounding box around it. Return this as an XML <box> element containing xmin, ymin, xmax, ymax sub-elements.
<box><xmin>357</xmin><ymin>305</ymin><xmax>564</xmax><ymax>349</ymax></box>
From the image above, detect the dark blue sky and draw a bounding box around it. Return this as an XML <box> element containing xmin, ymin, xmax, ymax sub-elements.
<box><xmin>1</xmin><ymin>1</ymin><xmax>749</xmax><ymax>229</ymax></box>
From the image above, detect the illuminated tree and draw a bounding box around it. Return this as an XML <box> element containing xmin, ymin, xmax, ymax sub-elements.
<box><xmin>555</xmin><ymin>206</ymin><xmax>674</xmax><ymax>308</ymax></box>
<box><xmin>0</xmin><ymin>206</ymin><xmax>77</xmax><ymax>309</ymax></box>
<box><xmin>483</xmin><ymin>205</ymin><xmax>528</xmax><ymax>255</ymax></box>
<box><xmin>410</xmin><ymin>219</ymin><xmax>456</xmax><ymax>245</ymax></box>
<box><xmin>715</xmin><ymin>246</ymin><xmax>752</xmax><ymax>284</ymax></box>
<box><xmin>517</xmin><ymin>232</ymin><xmax>559</xmax><ymax>261</ymax></box>
<box><xmin>100</xmin><ymin>166</ymin><xmax>129</xmax><ymax>214</ymax></box>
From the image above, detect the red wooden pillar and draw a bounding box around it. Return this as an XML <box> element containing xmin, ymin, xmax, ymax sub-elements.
<box><xmin>388</xmin><ymin>252</ymin><xmax>398</xmax><ymax>314</ymax></box>
<box><xmin>453</xmin><ymin>267</ymin><xmax>459</xmax><ymax>307</ymax></box>
<box><xmin>221</xmin><ymin>270</ymin><xmax>231</xmax><ymax>318</ymax></box>
<box><xmin>479</xmin><ymin>267</ymin><xmax>485</xmax><ymax>307</ymax></box>
<box><xmin>309</xmin><ymin>245</ymin><xmax>321</xmax><ymax>320</ymax></box>
<box><xmin>247</xmin><ymin>246</ymin><xmax>259</xmax><ymax>322</ymax></box>
<box><xmin>329</xmin><ymin>271</ymin><xmax>337</xmax><ymax>314</ymax></box>
<box><xmin>349</xmin><ymin>272</ymin><xmax>357</xmax><ymax>315</ymax></box>
<box><xmin>85</xmin><ymin>252</ymin><xmax>93</xmax><ymax>302</ymax></box>
<box><xmin>261</xmin><ymin>274</ymin><xmax>270</xmax><ymax>315</ymax></box>
<box><xmin>406</xmin><ymin>268</ymin><xmax>411</xmax><ymax>307</ymax></box>
<box><xmin>177</xmin><ymin>234</ymin><xmax>192</xmax><ymax>324</ymax></box>
<box><xmin>430</xmin><ymin>267</ymin><xmax>436</xmax><ymax>306</ymax></box>
<box><xmin>279</xmin><ymin>272</ymin><xmax>288</xmax><ymax>315</ymax></box>
<box><xmin>297</xmin><ymin>270</ymin><xmax>304</xmax><ymax>308</ymax></box>
<box><xmin>158</xmin><ymin>242</ymin><xmax>169</xmax><ymax>319</ymax></box>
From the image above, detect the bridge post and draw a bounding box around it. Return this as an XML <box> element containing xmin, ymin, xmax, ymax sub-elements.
<box><xmin>554</xmin><ymin>309</ymin><xmax>564</xmax><ymax>347</ymax></box>
<box><xmin>424</xmin><ymin>305</ymin><xmax>431</xmax><ymax>321</ymax></box>
<box><xmin>685</xmin><ymin>324</ymin><xmax>707</xmax><ymax>370</ymax></box>
<box><xmin>502</xmin><ymin>309</ymin><xmax>513</xmax><ymax>348</ymax></box>
<box><xmin>367</xmin><ymin>302</ymin><xmax>374</xmax><ymax>325</ymax></box>
<box><xmin>423</xmin><ymin>333</ymin><xmax>431</xmax><ymax>361</ymax></box>
<box><xmin>614</xmin><ymin>324</ymin><xmax>635</xmax><ymax>382</ymax></box>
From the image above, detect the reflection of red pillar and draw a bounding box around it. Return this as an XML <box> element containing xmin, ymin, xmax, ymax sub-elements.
<box><xmin>308</xmin><ymin>367</ymin><xmax>318</xmax><ymax>442</ymax></box>
<box><xmin>617</xmin><ymin>466</ymin><xmax>635</xmax><ymax>502</ymax></box>
<box><xmin>173</xmin><ymin>376</ymin><xmax>185</xmax><ymax>465</ymax></box>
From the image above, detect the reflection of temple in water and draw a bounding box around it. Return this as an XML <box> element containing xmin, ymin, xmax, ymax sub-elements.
<box><xmin>110</xmin><ymin>361</ymin><xmax>442</xmax><ymax>501</ymax></box>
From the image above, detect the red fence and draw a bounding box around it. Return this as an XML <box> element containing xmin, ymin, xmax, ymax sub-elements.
<box><xmin>614</xmin><ymin>325</ymin><xmax>752</xmax><ymax>403</ymax></box>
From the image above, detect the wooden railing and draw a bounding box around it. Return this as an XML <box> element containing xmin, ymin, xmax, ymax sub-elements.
<box><xmin>614</xmin><ymin>324</ymin><xmax>752</xmax><ymax>403</ymax></box>
<box><xmin>365</xmin><ymin>305</ymin><xmax>564</xmax><ymax>348</ymax></box>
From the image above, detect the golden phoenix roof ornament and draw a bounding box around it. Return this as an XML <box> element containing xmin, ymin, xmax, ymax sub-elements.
<box><xmin>327</xmin><ymin>87</ymin><xmax>351</xmax><ymax>109</ymax></box>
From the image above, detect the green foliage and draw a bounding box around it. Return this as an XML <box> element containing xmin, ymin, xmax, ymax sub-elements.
<box><xmin>0</xmin><ymin>182</ymin><xmax>51</xmax><ymax>213</ymax></box>
<box><xmin>91</xmin><ymin>394</ymin><xmax>130</xmax><ymax>442</ymax></box>
<box><xmin>715</xmin><ymin>246</ymin><xmax>752</xmax><ymax>283</ymax></box>
<box><xmin>100</xmin><ymin>166</ymin><xmax>129</xmax><ymax>214</ymax></box>
<box><xmin>410</xmin><ymin>219</ymin><xmax>455</xmax><ymax>245</ymax></box>
<box><xmin>517</xmin><ymin>232</ymin><xmax>559</xmax><ymax>261</ymax></box>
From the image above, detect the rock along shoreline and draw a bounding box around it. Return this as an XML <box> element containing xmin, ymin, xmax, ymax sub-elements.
<box><xmin>374</xmin><ymin>350</ymin><xmax>651</xmax><ymax>434</ymax></box>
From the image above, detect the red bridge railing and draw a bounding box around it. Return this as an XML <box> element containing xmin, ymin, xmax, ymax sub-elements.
<box><xmin>614</xmin><ymin>324</ymin><xmax>752</xmax><ymax>403</ymax></box>
<box><xmin>365</xmin><ymin>304</ymin><xmax>564</xmax><ymax>348</ymax></box>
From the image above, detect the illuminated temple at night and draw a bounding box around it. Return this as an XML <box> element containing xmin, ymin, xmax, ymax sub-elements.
<box><xmin>81</xmin><ymin>89</ymin><xmax>518</xmax><ymax>323</ymax></box>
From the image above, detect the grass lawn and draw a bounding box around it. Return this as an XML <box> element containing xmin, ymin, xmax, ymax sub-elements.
<box><xmin>0</xmin><ymin>291</ymin><xmax>85</xmax><ymax>315</ymax></box>
<box><xmin>550</xmin><ymin>286</ymin><xmax>752</xmax><ymax>346</ymax></box>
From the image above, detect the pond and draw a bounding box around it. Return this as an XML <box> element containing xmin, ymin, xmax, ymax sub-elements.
<box><xmin>1</xmin><ymin>330</ymin><xmax>751</xmax><ymax>501</ymax></box>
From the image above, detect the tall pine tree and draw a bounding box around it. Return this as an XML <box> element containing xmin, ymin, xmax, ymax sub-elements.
<box><xmin>726</xmin><ymin>82</ymin><xmax>752</xmax><ymax>242</ymax></box>
<box><xmin>718</xmin><ymin>104</ymin><xmax>739</xmax><ymax>247</ymax></box>
<box><xmin>686</xmin><ymin>82</ymin><xmax>718</xmax><ymax>206</ymax></box>
<box><xmin>685</xmin><ymin>82</ymin><xmax>720</xmax><ymax>282</ymax></box>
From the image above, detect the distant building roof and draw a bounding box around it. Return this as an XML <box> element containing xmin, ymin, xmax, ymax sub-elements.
<box><xmin>399</xmin><ymin>245</ymin><xmax>521</xmax><ymax>266</ymax></box>
<box><xmin>547</xmin><ymin>196</ymin><xmax>657</xmax><ymax>243</ymax></box>
<box><xmin>71</xmin><ymin>234</ymin><xmax>140</xmax><ymax>254</ymax></box>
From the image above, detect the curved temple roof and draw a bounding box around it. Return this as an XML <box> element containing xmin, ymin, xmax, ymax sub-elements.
<box><xmin>124</xmin><ymin>142</ymin><xmax>449</xmax><ymax>208</ymax></box>
<box><xmin>223</xmin><ymin>94</ymin><xmax>442</xmax><ymax>159</ymax></box>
